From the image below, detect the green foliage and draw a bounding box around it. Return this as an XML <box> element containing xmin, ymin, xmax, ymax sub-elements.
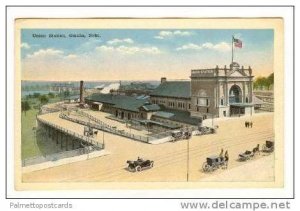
<box><xmin>39</xmin><ymin>95</ymin><xmax>49</xmax><ymax>105</ymax></box>
<box><xmin>21</xmin><ymin>101</ymin><xmax>31</xmax><ymax>115</ymax></box>
<box><xmin>48</xmin><ymin>92</ymin><xmax>55</xmax><ymax>98</ymax></box>
<box><xmin>254</xmin><ymin>73</ymin><xmax>274</xmax><ymax>90</ymax></box>
<box><xmin>63</xmin><ymin>90</ymin><xmax>70</xmax><ymax>98</ymax></box>
<box><xmin>33</xmin><ymin>92</ymin><xmax>41</xmax><ymax>98</ymax></box>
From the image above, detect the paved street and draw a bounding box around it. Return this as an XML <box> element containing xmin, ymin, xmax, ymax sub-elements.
<box><xmin>22</xmin><ymin>112</ymin><xmax>274</xmax><ymax>183</ymax></box>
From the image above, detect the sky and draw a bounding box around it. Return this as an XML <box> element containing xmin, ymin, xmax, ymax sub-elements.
<box><xmin>21</xmin><ymin>29</ymin><xmax>274</xmax><ymax>81</ymax></box>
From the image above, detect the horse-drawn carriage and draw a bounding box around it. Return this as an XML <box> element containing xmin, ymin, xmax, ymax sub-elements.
<box><xmin>238</xmin><ymin>144</ymin><xmax>260</xmax><ymax>161</ymax></box>
<box><xmin>238</xmin><ymin>150</ymin><xmax>255</xmax><ymax>161</ymax></box>
<box><xmin>262</xmin><ymin>140</ymin><xmax>274</xmax><ymax>153</ymax></box>
<box><xmin>83</xmin><ymin>125</ymin><xmax>98</xmax><ymax>138</ymax></box>
<box><xmin>202</xmin><ymin>155</ymin><xmax>228</xmax><ymax>172</ymax></box>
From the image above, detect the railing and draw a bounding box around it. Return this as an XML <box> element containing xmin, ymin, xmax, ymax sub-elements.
<box><xmin>60</xmin><ymin>110</ymin><xmax>199</xmax><ymax>144</ymax></box>
<box><xmin>59</xmin><ymin>112</ymin><xmax>151</xmax><ymax>143</ymax></box>
<box><xmin>37</xmin><ymin>116</ymin><xmax>103</xmax><ymax>149</ymax></box>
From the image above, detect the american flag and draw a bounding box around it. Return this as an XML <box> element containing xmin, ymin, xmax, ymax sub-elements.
<box><xmin>233</xmin><ymin>38</ymin><xmax>242</xmax><ymax>48</ymax></box>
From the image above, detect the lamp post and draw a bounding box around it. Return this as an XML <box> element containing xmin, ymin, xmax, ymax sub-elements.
<box><xmin>103</xmin><ymin>131</ymin><xmax>105</xmax><ymax>149</ymax></box>
<box><xmin>186</xmin><ymin>127</ymin><xmax>191</xmax><ymax>182</ymax></box>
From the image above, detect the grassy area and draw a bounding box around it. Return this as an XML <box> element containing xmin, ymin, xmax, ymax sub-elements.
<box><xmin>21</xmin><ymin>109</ymin><xmax>41</xmax><ymax>160</ymax></box>
<box><xmin>21</xmin><ymin>96</ymin><xmax>63</xmax><ymax>160</ymax></box>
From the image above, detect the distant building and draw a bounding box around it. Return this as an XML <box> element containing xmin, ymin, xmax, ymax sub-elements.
<box><xmin>50</xmin><ymin>83</ymin><xmax>77</xmax><ymax>93</ymax></box>
<box><xmin>118</xmin><ymin>82</ymin><xmax>158</xmax><ymax>96</ymax></box>
<box><xmin>253</xmin><ymin>90</ymin><xmax>274</xmax><ymax>112</ymax></box>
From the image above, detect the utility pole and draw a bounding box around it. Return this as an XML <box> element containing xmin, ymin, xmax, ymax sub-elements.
<box><xmin>103</xmin><ymin>131</ymin><xmax>105</xmax><ymax>148</ymax></box>
<box><xmin>186</xmin><ymin>128</ymin><xmax>190</xmax><ymax>182</ymax></box>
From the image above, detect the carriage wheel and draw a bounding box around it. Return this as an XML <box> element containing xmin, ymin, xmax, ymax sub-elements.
<box><xmin>128</xmin><ymin>167</ymin><xmax>135</xmax><ymax>172</ymax></box>
<box><xmin>262</xmin><ymin>144</ymin><xmax>267</xmax><ymax>151</ymax></box>
<box><xmin>212</xmin><ymin>163</ymin><xmax>218</xmax><ymax>170</ymax></box>
<box><xmin>135</xmin><ymin>166</ymin><xmax>141</xmax><ymax>172</ymax></box>
<box><xmin>202</xmin><ymin>162</ymin><xmax>210</xmax><ymax>172</ymax></box>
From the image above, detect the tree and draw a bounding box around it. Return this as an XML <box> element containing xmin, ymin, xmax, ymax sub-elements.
<box><xmin>21</xmin><ymin>101</ymin><xmax>31</xmax><ymax>116</ymax></box>
<box><xmin>33</xmin><ymin>92</ymin><xmax>41</xmax><ymax>98</ymax></box>
<box><xmin>253</xmin><ymin>73</ymin><xmax>274</xmax><ymax>90</ymax></box>
<box><xmin>48</xmin><ymin>92</ymin><xmax>55</xmax><ymax>98</ymax></box>
<box><xmin>63</xmin><ymin>90</ymin><xmax>70</xmax><ymax>99</ymax></box>
<box><xmin>39</xmin><ymin>95</ymin><xmax>49</xmax><ymax>105</ymax></box>
<box><xmin>267</xmin><ymin>73</ymin><xmax>274</xmax><ymax>89</ymax></box>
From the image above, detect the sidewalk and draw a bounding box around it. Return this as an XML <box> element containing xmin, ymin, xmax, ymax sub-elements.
<box><xmin>22</xmin><ymin>150</ymin><xmax>110</xmax><ymax>173</ymax></box>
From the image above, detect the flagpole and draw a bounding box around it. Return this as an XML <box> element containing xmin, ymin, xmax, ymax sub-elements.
<box><xmin>231</xmin><ymin>36</ymin><xmax>234</xmax><ymax>65</ymax></box>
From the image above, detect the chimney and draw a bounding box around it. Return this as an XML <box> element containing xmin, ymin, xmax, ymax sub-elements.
<box><xmin>80</xmin><ymin>80</ymin><xmax>84</xmax><ymax>104</ymax></box>
<box><xmin>161</xmin><ymin>77</ymin><xmax>167</xmax><ymax>84</ymax></box>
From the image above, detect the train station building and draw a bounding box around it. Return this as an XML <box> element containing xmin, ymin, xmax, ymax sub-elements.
<box><xmin>85</xmin><ymin>62</ymin><xmax>256</xmax><ymax>129</ymax></box>
<box><xmin>150</xmin><ymin>62</ymin><xmax>255</xmax><ymax>119</ymax></box>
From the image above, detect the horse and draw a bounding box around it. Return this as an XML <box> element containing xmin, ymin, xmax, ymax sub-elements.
<box><xmin>253</xmin><ymin>144</ymin><xmax>260</xmax><ymax>155</ymax></box>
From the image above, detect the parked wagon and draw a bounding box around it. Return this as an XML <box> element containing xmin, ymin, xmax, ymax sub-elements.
<box><xmin>84</xmin><ymin>125</ymin><xmax>95</xmax><ymax>137</ymax></box>
<box><xmin>198</xmin><ymin>126</ymin><xmax>217</xmax><ymax>135</ymax></box>
<box><xmin>171</xmin><ymin>129</ymin><xmax>192</xmax><ymax>142</ymax></box>
<box><xmin>202</xmin><ymin>155</ymin><xmax>228</xmax><ymax>172</ymax></box>
<box><xmin>262</xmin><ymin>140</ymin><xmax>274</xmax><ymax>153</ymax></box>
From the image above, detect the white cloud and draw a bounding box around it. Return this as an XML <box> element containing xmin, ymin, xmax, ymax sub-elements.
<box><xmin>212</xmin><ymin>42</ymin><xmax>231</xmax><ymax>51</ymax></box>
<box><xmin>26</xmin><ymin>48</ymin><xmax>64</xmax><ymax>59</ymax></box>
<box><xmin>95</xmin><ymin>45</ymin><xmax>114</xmax><ymax>52</ymax></box>
<box><xmin>107</xmin><ymin>38</ymin><xmax>134</xmax><ymax>45</ymax></box>
<box><xmin>154</xmin><ymin>30</ymin><xmax>193</xmax><ymax>39</ymax></box>
<box><xmin>176</xmin><ymin>43</ymin><xmax>202</xmax><ymax>51</ymax></box>
<box><xmin>21</xmin><ymin>42</ymin><xmax>31</xmax><ymax>49</ymax></box>
<box><xmin>64</xmin><ymin>54</ymin><xmax>78</xmax><ymax>59</ymax></box>
<box><xmin>96</xmin><ymin>45</ymin><xmax>161</xmax><ymax>55</ymax></box>
<box><xmin>176</xmin><ymin>42</ymin><xmax>231</xmax><ymax>52</ymax></box>
<box><xmin>173</xmin><ymin>30</ymin><xmax>192</xmax><ymax>36</ymax></box>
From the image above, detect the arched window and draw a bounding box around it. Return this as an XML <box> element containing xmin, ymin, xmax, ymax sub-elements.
<box><xmin>220</xmin><ymin>99</ymin><xmax>224</xmax><ymax>105</ymax></box>
<box><xmin>246</xmin><ymin>97</ymin><xmax>249</xmax><ymax>103</ymax></box>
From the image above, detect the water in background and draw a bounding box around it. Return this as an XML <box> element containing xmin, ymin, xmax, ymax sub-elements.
<box><xmin>21</xmin><ymin>80</ymin><xmax>160</xmax><ymax>97</ymax></box>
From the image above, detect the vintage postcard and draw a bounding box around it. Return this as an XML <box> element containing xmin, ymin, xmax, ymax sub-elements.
<box><xmin>15</xmin><ymin>18</ymin><xmax>283</xmax><ymax>190</ymax></box>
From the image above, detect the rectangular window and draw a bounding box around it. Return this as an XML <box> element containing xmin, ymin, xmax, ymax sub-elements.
<box><xmin>198</xmin><ymin>98</ymin><xmax>209</xmax><ymax>106</ymax></box>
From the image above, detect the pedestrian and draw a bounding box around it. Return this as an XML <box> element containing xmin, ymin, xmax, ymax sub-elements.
<box><xmin>245</xmin><ymin>121</ymin><xmax>247</xmax><ymax>128</ymax></box>
<box><xmin>250</xmin><ymin>122</ymin><xmax>253</xmax><ymax>128</ymax></box>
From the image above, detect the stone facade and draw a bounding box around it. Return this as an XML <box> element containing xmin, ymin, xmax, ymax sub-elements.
<box><xmin>150</xmin><ymin>62</ymin><xmax>255</xmax><ymax>119</ymax></box>
<box><xmin>190</xmin><ymin>63</ymin><xmax>254</xmax><ymax>118</ymax></box>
